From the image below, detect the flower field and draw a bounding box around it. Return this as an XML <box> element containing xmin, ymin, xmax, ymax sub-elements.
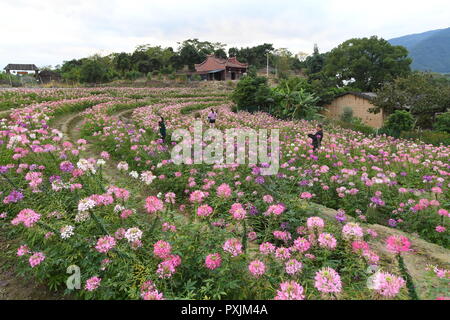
<box><xmin>0</xmin><ymin>87</ymin><xmax>449</xmax><ymax>300</ymax></box>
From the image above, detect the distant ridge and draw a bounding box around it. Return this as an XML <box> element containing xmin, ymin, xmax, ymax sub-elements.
<box><xmin>389</xmin><ymin>27</ymin><xmax>450</xmax><ymax>74</ymax></box>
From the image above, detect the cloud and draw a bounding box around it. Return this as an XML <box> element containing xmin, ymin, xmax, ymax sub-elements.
<box><xmin>0</xmin><ymin>0</ymin><xmax>449</xmax><ymax>67</ymax></box>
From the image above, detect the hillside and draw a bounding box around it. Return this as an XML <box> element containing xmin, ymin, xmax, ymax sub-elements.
<box><xmin>389</xmin><ymin>27</ymin><xmax>450</xmax><ymax>73</ymax></box>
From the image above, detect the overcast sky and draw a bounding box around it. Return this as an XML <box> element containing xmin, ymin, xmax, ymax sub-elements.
<box><xmin>1</xmin><ymin>0</ymin><xmax>449</xmax><ymax>68</ymax></box>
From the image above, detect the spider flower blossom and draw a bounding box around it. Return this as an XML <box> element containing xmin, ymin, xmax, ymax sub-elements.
<box><xmin>342</xmin><ymin>222</ymin><xmax>364</xmax><ymax>240</ymax></box>
<box><xmin>248</xmin><ymin>260</ymin><xmax>266</xmax><ymax>278</ymax></box>
<box><xmin>274</xmin><ymin>281</ymin><xmax>305</xmax><ymax>300</ymax></box>
<box><xmin>229</xmin><ymin>203</ymin><xmax>247</xmax><ymax>220</ymax></box>
<box><xmin>385</xmin><ymin>236</ymin><xmax>411</xmax><ymax>254</ymax></box>
<box><xmin>153</xmin><ymin>240</ymin><xmax>172</xmax><ymax>259</ymax></box>
<box><xmin>95</xmin><ymin>236</ymin><xmax>116</xmax><ymax>253</ymax></box>
<box><xmin>85</xmin><ymin>277</ymin><xmax>101</xmax><ymax>291</ymax></box>
<box><xmin>306</xmin><ymin>217</ymin><xmax>324</xmax><ymax>231</ymax></box>
<box><xmin>145</xmin><ymin>196</ymin><xmax>164</xmax><ymax>214</ymax></box>
<box><xmin>197</xmin><ymin>204</ymin><xmax>213</xmax><ymax>217</ymax></box>
<box><xmin>223</xmin><ymin>238</ymin><xmax>243</xmax><ymax>256</ymax></box>
<box><xmin>285</xmin><ymin>259</ymin><xmax>303</xmax><ymax>275</ymax></box>
<box><xmin>293</xmin><ymin>237</ymin><xmax>311</xmax><ymax>253</ymax></box>
<box><xmin>371</xmin><ymin>272</ymin><xmax>405</xmax><ymax>298</ymax></box>
<box><xmin>29</xmin><ymin>252</ymin><xmax>45</xmax><ymax>267</ymax></box>
<box><xmin>259</xmin><ymin>242</ymin><xmax>276</xmax><ymax>255</ymax></box>
<box><xmin>314</xmin><ymin>267</ymin><xmax>342</xmax><ymax>294</ymax></box>
<box><xmin>318</xmin><ymin>233</ymin><xmax>337</xmax><ymax>250</ymax></box>
<box><xmin>216</xmin><ymin>183</ymin><xmax>232</xmax><ymax>198</ymax></box>
<box><xmin>205</xmin><ymin>253</ymin><xmax>222</xmax><ymax>270</ymax></box>
<box><xmin>11</xmin><ymin>209</ymin><xmax>41</xmax><ymax>228</ymax></box>
<box><xmin>124</xmin><ymin>227</ymin><xmax>143</xmax><ymax>243</ymax></box>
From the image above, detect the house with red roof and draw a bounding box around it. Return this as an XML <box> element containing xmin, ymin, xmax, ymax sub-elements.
<box><xmin>194</xmin><ymin>55</ymin><xmax>248</xmax><ymax>81</ymax></box>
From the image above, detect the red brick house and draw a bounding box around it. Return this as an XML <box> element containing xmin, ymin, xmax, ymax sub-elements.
<box><xmin>195</xmin><ymin>55</ymin><xmax>248</xmax><ymax>81</ymax></box>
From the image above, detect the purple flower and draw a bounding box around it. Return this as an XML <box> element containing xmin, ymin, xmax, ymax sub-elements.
<box><xmin>0</xmin><ymin>166</ymin><xmax>8</xmax><ymax>174</ymax></box>
<box><xmin>335</xmin><ymin>212</ymin><xmax>346</xmax><ymax>223</ymax></box>
<box><xmin>4</xmin><ymin>190</ymin><xmax>24</xmax><ymax>204</ymax></box>
<box><xmin>255</xmin><ymin>176</ymin><xmax>265</xmax><ymax>184</ymax></box>
<box><xmin>252</xmin><ymin>167</ymin><xmax>261</xmax><ymax>175</ymax></box>
<box><xmin>59</xmin><ymin>161</ymin><xmax>74</xmax><ymax>173</ymax></box>
<box><xmin>388</xmin><ymin>219</ymin><xmax>397</xmax><ymax>227</ymax></box>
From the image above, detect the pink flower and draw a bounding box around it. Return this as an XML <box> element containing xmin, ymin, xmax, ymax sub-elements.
<box><xmin>263</xmin><ymin>195</ymin><xmax>274</xmax><ymax>203</ymax></box>
<box><xmin>292</xmin><ymin>237</ymin><xmax>311</xmax><ymax>253</ymax></box>
<box><xmin>85</xmin><ymin>276</ymin><xmax>101</xmax><ymax>291</ymax></box>
<box><xmin>385</xmin><ymin>235</ymin><xmax>411</xmax><ymax>254</ymax></box>
<box><xmin>285</xmin><ymin>259</ymin><xmax>303</xmax><ymax>275</ymax></box>
<box><xmin>274</xmin><ymin>281</ymin><xmax>305</xmax><ymax>300</ymax></box>
<box><xmin>156</xmin><ymin>260</ymin><xmax>176</xmax><ymax>278</ymax></box>
<box><xmin>197</xmin><ymin>204</ymin><xmax>213</xmax><ymax>217</ymax></box>
<box><xmin>95</xmin><ymin>236</ymin><xmax>116</xmax><ymax>253</ymax></box>
<box><xmin>145</xmin><ymin>196</ymin><xmax>164</xmax><ymax>214</ymax></box>
<box><xmin>223</xmin><ymin>238</ymin><xmax>243</xmax><ymax>256</ymax></box>
<box><xmin>29</xmin><ymin>252</ymin><xmax>45</xmax><ymax>267</ymax></box>
<box><xmin>264</xmin><ymin>204</ymin><xmax>285</xmax><ymax>216</ymax></box>
<box><xmin>435</xmin><ymin>225</ymin><xmax>446</xmax><ymax>233</ymax></box>
<box><xmin>371</xmin><ymin>272</ymin><xmax>405</xmax><ymax>298</ymax></box>
<box><xmin>342</xmin><ymin>222</ymin><xmax>364</xmax><ymax>240</ymax></box>
<box><xmin>205</xmin><ymin>253</ymin><xmax>222</xmax><ymax>270</ymax></box>
<box><xmin>189</xmin><ymin>190</ymin><xmax>208</xmax><ymax>203</ymax></box>
<box><xmin>300</xmin><ymin>192</ymin><xmax>313</xmax><ymax>200</ymax></box>
<box><xmin>438</xmin><ymin>209</ymin><xmax>449</xmax><ymax>217</ymax></box>
<box><xmin>153</xmin><ymin>240</ymin><xmax>172</xmax><ymax>259</ymax></box>
<box><xmin>11</xmin><ymin>209</ymin><xmax>41</xmax><ymax>228</ymax></box>
<box><xmin>318</xmin><ymin>233</ymin><xmax>337</xmax><ymax>250</ymax></box>
<box><xmin>352</xmin><ymin>241</ymin><xmax>369</xmax><ymax>253</ymax></box>
<box><xmin>306</xmin><ymin>217</ymin><xmax>324</xmax><ymax>231</ymax></box>
<box><xmin>259</xmin><ymin>242</ymin><xmax>276</xmax><ymax>255</ymax></box>
<box><xmin>229</xmin><ymin>203</ymin><xmax>247</xmax><ymax>220</ymax></box>
<box><xmin>17</xmin><ymin>245</ymin><xmax>30</xmax><ymax>256</ymax></box>
<box><xmin>142</xmin><ymin>290</ymin><xmax>164</xmax><ymax>300</ymax></box>
<box><xmin>216</xmin><ymin>183</ymin><xmax>232</xmax><ymax>198</ymax></box>
<box><xmin>248</xmin><ymin>260</ymin><xmax>266</xmax><ymax>278</ymax></box>
<box><xmin>275</xmin><ymin>247</ymin><xmax>291</xmax><ymax>260</ymax></box>
<box><xmin>314</xmin><ymin>267</ymin><xmax>342</xmax><ymax>294</ymax></box>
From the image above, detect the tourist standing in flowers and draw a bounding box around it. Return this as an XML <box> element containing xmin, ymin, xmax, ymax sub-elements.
<box><xmin>308</xmin><ymin>124</ymin><xmax>324</xmax><ymax>152</ymax></box>
<box><xmin>207</xmin><ymin>108</ymin><xmax>217</xmax><ymax>128</ymax></box>
<box><xmin>158</xmin><ymin>116</ymin><xmax>166</xmax><ymax>142</ymax></box>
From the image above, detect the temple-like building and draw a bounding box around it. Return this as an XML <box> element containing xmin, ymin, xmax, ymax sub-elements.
<box><xmin>194</xmin><ymin>55</ymin><xmax>248</xmax><ymax>81</ymax></box>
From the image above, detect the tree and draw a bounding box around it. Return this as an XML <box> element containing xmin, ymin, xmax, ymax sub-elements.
<box><xmin>372</xmin><ymin>72</ymin><xmax>450</xmax><ymax>128</ymax></box>
<box><xmin>114</xmin><ymin>52</ymin><xmax>132</xmax><ymax>75</ymax></box>
<box><xmin>323</xmin><ymin>36</ymin><xmax>412</xmax><ymax>91</ymax></box>
<box><xmin>434</xmin><ymin>112</ymin><xmax>450</xmax><ymax>133</ymax></box>
<box><xmin>79</xmin><ymin>56</ymin><xmax>113</xmax><ymax>84</ymax></box>
<box><xmin>304</xmin><ymin>44</ymin><xmax>327</xmax><ymax>79</ymax></box>
<box><xmin>273</xmin><ymin>48</ymin><xmax>293</xmax><ymax>79</ymax></box>
<box><xmin>231</xmin><ymin>76</ymin><xmax>274</xmax><ymax>113</ymax></box>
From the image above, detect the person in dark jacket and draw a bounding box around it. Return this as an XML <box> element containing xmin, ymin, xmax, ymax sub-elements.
<box><xmin>158</xmin><ymin>116</ymin><xmax>166</xmax><ymax>142</ymax></box>
<box><xmin>308</xmin><ymin>124</ymin><xmax>323</xmax><ymax>151</ymax></box>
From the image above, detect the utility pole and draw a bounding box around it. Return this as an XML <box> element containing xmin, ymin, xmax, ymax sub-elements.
<box><xmin>266</xmin><ymin>52</ymin><xmax>269</xmax><ymax>78</ymax></box>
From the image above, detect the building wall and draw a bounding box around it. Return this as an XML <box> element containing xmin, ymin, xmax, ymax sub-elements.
<box><xmin>324</xmin><ymin>94</ymin><xmax>385</xmax><ymax>128</ymax></box>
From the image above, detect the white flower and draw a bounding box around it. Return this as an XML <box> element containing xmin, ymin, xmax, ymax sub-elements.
<box><xmin>156</xmin><ymin>163</ymin><xmax>163</xmax><ymax>168</ymax></box>
<box><xmin>157</xmin><ymin>192</ymin><xmax>163</xmax><ymax>199</ymax></box>
<box><xmin>117</xmin><ymin>161</ymin><xmax>129</xmax><ymax>171</ymax></box>
<box><xmin>78</xmin><ymin>198</ymin><xmax>96</xmax><ymax>212</ymax></box>
<box><xmin>75</xmin><ymin>211</ymin><xmax>90</xmax><ymax>223</ymax></box>
<box><xmin>60</xmin><ymin>225</ymin><xmax>75</xmax><ymax>239</ymax></box>
<box><xmin>124</xmin><ymin>227</ymin><xmax>143</xmax><ymax>243</ymax></box>
<box><xmin>129</xmin><ymin>171</ymin><xmax>139</xmax><ymax>179</ymax></box>
<box><xmin>140</xmin><ymin>171</ymin><xmax>156</xmax><ymax>185</ymax></box>
<box><xmin>97</xmin><ymin>159</ymin><xmax>106</xmax><ymax>167</ymax></box>
<box><xmin>114</xmin><ymin>204</ymin><xmax>125</xmax><ymax>213</ymax></box>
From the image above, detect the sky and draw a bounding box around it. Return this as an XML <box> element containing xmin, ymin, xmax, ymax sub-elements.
<box><xmin>0</xmin><ymin>0</ymin><xmax>449</xmax><ymax>68</ymax></box>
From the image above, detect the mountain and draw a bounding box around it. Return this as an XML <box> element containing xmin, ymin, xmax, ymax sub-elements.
<box><xmin>389</xmin><ymin>27</ymin><xmax>450</xmax><ymax>74</ymax></box>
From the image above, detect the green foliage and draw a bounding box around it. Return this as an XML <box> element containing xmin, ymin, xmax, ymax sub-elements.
<box><xmin>400</xmin><ymin>130</ymin><xmax>450</xmax><ymax>146</ymax></box>
<box><xmin>383</xmin><ymin>110</ymin><xmax>415</xmax><ymax>137</ymax></box>
<box><xmin>373</xmin><ymin>72</ymin><xmax>450</xmax><ymax>129</ymax></box>
<box><xmin>340</xmin><ymin>107</ymin><xmax>354</xmax><ymax>123</ymax></box>
<box><xmin>272</xmin><ymin>77</ymin><xmax>320</xmax><ymax>120</ymax></box>
<box><xmin>231</xmin><ymin>75</ymin><xmax>274</xmax><ymax>113</ymax></box>
<box><xmin>434</xmin><ymin>112</ymin><xmax>450</xmax><ymax>133</ymax></box>
<box><xmin>124</xmin><ymin>70</ymin><xmax>142</xmax><ymax>81</ymax></box>
<box><xmin>324</xmin><ymin>36</ymin><xmax>412</xmax><ymax>91</ymax></box>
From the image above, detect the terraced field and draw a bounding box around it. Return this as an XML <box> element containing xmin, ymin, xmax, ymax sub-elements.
<box><xmin>0</xmin><ymin>87</ymin><xmax>448</xmax><ymax>300</ymax></box>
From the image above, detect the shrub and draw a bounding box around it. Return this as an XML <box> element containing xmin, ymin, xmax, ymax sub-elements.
<box><xmin>400</xmin><ymin>130</ymin><xmax>450</xmax><ymax>146</ymax></box>
<box><xmin>146</xmin><ymin>72</ymin><xmax>152</xmax><ymax>81</ymax></box>
<box><xmin>434</xmin><ymin>112</ymin><xmax>450</xmax><ymax>133</ymax></box>
<box><xmin>382</xmin><ymin>110</ymin><xmax>415</xmax><ymax>137</ymax></box>
<box><xmin>231</xmin><ymin>76</ymin><xmax>274</xmax><ymax>113</ymax></box>
<box><xmin>124</xmin><ymin>70</ymin><xmax>142</xmax><ymax>81</ymax></box>
<box><xmin>340</xmin><ymin>107</ymin><xmax>354</xmax><ymax>123</ymax></box>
